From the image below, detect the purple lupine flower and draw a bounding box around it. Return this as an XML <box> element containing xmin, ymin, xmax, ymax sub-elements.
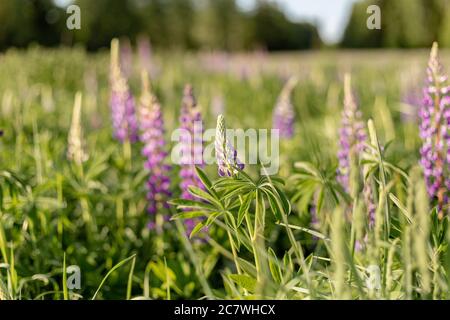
<box><xmin>110</xmin><ymin>39</ymin><xmax>139</xmax><ymax>143</ymax></box>
<box><xmin>272</xmin><ymin>77</ymin><xmax>297</xmax><ymax>139</ymax></box>
<box><xmin>337</xmin><ymin>74</ymin><xmax>367</xmax><ymax>193</ymax></box>
<box><xmin>400</xmin><ymin>91</ymin><xmax>423</xmax><ymax>124</ymax></box>
<box><xmin>215</xmin><ymin>114</ymin><xmax>244</xmax><ymax>177</ymax></box>
<box><xmin>337</xmin><ymin>74</ymin><xmax>376</xmax><ymax>235</ymax></box>
<box><xmin>363</xmin><ymin>182</ymin><xmax>376</xmax><ymax>229</ymax></box>
<box><xmin>178</xmin><ymin>85</ymin><xmax>205</xmax><ymax>232</ymax></box>
<box><xmin>139</xmin><ymin>73</ymin><xmax>171</xmax><ymax>221</ymax></box>
<box><xmin>419</xmin><ymin>42</ymin><xmax>450</xmax><ymax>213</ymax></box>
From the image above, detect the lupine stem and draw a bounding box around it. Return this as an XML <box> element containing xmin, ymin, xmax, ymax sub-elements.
<box><xmin>253</xmin><ymin>190</ymin><xmax>267</xmax><ymax>296</ymax></box>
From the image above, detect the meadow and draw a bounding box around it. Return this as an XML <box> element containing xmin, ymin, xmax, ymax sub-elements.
<box><xmin>0</xmin><ymin>42</ymin><xmax>450</xmax><ymax>300</ymax></box>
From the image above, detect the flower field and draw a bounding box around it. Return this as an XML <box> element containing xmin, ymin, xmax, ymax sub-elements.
<box><xmin>1</xmin><ymin>42</ymin><xmax>450</xmax><ymax>300</ymax></box>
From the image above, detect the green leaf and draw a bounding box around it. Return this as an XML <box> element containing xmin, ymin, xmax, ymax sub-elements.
<box><xmin>168</xmin><ymin>198</ymin><xmax>215</xmax><ymax>211</ymax></box>
<box><xmin>268</xmin><ymin>248</ymin><xmax>282</xmax><ymax>284</ymax></box>
<box><xmin>194</xmin><ymin>166</ymin><xmax>213</xmax><ymax>190</ymax></box>
<box><xmin>171</xmin><ymin>211</ymin><xmax>206</xmax><ymax>220</ymax></box>
<box><xmin>228</xmin><ymin>274</ymin><xmax>256</xmax><ymax>292</ymax></box>
<box><xmin>190</xmin><ymin>222</ymin><xmax>206</xmax><ymax>238</ymax></box>
<box><xmin>188</xmin><ymin>186</ymin><xmax>221</xmax><ymax>208</ymax></box>
<box><xmin>92</xmin><ymin>254</ymin><xmax>137</xmax><ymax>300</ymax></box>
<box><xmin>204</xmin><ymin>212</ymin><xmax>222</xmax><ymax>227</ymax></box>
<box><xmin>237</xmin><ymin>193</ymin><xmax>253</xmax><ymax>227</ymax></box>
<box><xmin>264</xmin><ymin>190</ymin><xmax>282</xmax><ymax>221</ymax></box>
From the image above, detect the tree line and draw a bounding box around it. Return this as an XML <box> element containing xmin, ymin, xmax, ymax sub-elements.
<box><xmin>2</xmin><ymin>0</ymin><xmax>449</xmax><ymax>51</ymax></box>
<box><xmin>342</xmin><ymin>0</ymin><xmax>450</xmax><ymax>48</ymax></box>
<box><xmin>0</xmin><ymin>0</ymin><xmax>321</xmax><ymax>51</ymax></box>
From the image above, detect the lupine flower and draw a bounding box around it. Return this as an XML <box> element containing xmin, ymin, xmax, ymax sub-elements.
<box><xmin>272</xmin><ymin>76</ymin><xmax>297</xmax><ymax>138</ymax></box>
<box><xmin>337</xmin><ymin>74</ymin><xmax>376</xmax><ymax>238</ymax></box>
<box><xmin>67</xmin><ymin>92</ymin><xmax>88</xmax><ymax>165</ymax></box>
<box><xmin>337</xmin><ymin>74</ymin><xmax>367</xmax><ymax>193</ymax></box>
<box><xmin>215</xmin><ymin>114</ymin><xmax>244</xmax><ymax>177</ymax></box>
<box><xmin>419</xmin><ymin>42</ymin><xmax>450</xmax><ymax>214</ymax></box>
<box><xmin>400</xmin><ymin>70</ymin><xmax>424</xmax><ymax>124</ymax></box>
<box><xmin>110</xmin><ymin>39</ymin><xmax>139</xmax><ymax>143</ymax></box>
<box><xmin>363</xmin><ymin>180</ymin><xmax>376</xmax><ymax>228</ymax></box>
<box><xmin>178</xmin><ymin>85</ymin><xmax>205</xmax><ymax>232</ymax></box>
<box><xmin>139</xmin><ymin>72</ymin><xmax>171</xmax><ymax>223</ymax></box>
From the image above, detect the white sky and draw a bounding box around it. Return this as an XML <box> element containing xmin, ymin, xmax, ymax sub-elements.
<box><xmin>237</xmin><ymin>0</ymin><xmax>361</xmax><ymax>44</ymax></box>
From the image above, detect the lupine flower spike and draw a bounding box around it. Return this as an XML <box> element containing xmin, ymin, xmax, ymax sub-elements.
<box><xmin>272</xmin><ymin>76</ymin><xmax>298</xmax><ymax>138</ymax></box>
<box><xmin>110</xmin><ymin>38</ymin><xmax>139</xmax><ymax>143</ymax></box>
<box><xmin>215</xmin><ymin>114</ymin><xmax>244</xmax><ymax>177</ymax></box>
<box><xmin>139</xmin><ymin>71</ymin><xmax>171</xmax><ymax>228</ymax></box>
<box><xmin>337</xmin><ymin>74</ymin><xmax>367</xmax><ymax>194</ymax></box>
<box><xmin>419</xmin><ymin>42</ymin><xmax>450</xmax><ymax>218</ymax></box>
<box><xmin>178</xmin><ymin>85</ymin><xmax>205</xmax><ymax>232</ymax></box>
<box><xmin>67</xmin><ymin>92</ymin><xmax>88</xmax><ymax>165</ymax></box>
<box><xmin>337</xmin><ymin>74</ymin><xmax>375</xmax><ymax>236</ymax></box>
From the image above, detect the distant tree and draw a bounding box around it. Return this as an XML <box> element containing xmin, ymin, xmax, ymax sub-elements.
<box><xmin>438</xmin><ymin>0</ymin><xmax>450</xmax><ymax>46</ymax></box>
<box><xmin>0</xmin><ymin>0</ymin><xmax>322</xmax><ymax>51</ymax></box>
<box><xmin>73</xmin><ymin>0</ymin><xmax>143</xmax><ymax>49</ymax></box>
<box><xmin>250</xmin><ymin>2</ymin><xmax>321</xmax><ymax>50</ymax></box>
<box><xmin>341</xmin><ymin>0</ymin><xmax>450</xmax><ymax>48</ymax></box>
<box><xmin>341</xmin><ymin>0</ymin><xmax>382</xmax><ymax>48</ymax></box>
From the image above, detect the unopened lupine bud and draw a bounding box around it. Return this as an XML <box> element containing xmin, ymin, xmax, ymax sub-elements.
<box><xmin>215</xmin><ymin>114</ymin><xmax>244</xmax><ymax>177</ymax></box>
<box><xmin>67</xmin><ymin>92</ymin><xmax>88</xmax><ymax>165</ymax></box>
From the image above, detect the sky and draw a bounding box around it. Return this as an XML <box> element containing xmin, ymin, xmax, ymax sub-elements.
<box><xmin>237</xmin><ymin>0</ymin><xmax>361</xmax><ymax>44</ymax></box>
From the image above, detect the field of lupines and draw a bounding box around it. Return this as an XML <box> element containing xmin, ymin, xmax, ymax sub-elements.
<box><xmin>1</xmin><ymin>39</ymin><xmax>450</xmax><ymax>300</ymax></box>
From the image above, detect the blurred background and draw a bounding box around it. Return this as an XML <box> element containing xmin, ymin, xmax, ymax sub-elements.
<box><xmin>1</xmin><ymin>0</ymin><xmax>450</xmax><ymax>52</ymax></box>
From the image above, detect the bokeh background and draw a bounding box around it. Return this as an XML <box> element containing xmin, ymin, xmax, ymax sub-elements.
<box><xmin>2</xmin><ymin>0</ymin><xmax>450</xmax><ymax>300</ymax></box>
<box><xmin>1</xmin><ymin>0</ymin><xmax>450</xmax><ymax>51</ymax></box>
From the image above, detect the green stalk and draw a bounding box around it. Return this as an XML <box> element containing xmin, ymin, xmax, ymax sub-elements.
<box><xmin>252</xmin><ymin>190</ymin><xmax>268</xmax><ymax>296</ymax></box>
<box><xmin>174</xmin><ymin>220</ymin><xmax>214</xmax><ymax>299</ymax></box>
<box><xmin>224</xmin><ymin>213</ymin><xmax>242</xmax><ymax>275</ymax></box>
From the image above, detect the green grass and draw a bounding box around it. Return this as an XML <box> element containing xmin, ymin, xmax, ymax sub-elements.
<box><xmin>0</xmin><ymin>46</ymin><xmax>450</xmax><ymax>299</ymax></box>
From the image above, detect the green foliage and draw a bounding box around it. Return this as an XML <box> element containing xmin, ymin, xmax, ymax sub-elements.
<box><xmin>0</xmin><ymin>0</ymin><xmax>321</xmax><ymax>51</ymax></box>
<box><xmin>1</xmin><ymin>47</ymin><xmax>450</xmax><ymax>300</ymax></box>
<box><xmin>342</xmin><ymin>0</ymin><xmax>450</xmax><ymax>48</ymax></box>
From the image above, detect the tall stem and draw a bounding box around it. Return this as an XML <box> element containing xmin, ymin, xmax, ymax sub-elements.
<box><xmin>253</xmin><ymin>190</ymin><xmax>267</xmax><ymax>296</ymax></box>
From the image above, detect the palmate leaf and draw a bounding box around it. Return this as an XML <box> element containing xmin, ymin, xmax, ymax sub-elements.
<box><xmin>168</xmin><ymin>198</ymin><xmax>215</xmax><ymax>211</ymax></box>
<box><xmin>294</xmin><ymin>161</ymin><xmax>321</xmax><ymax>177</ymax></box>
<box><xmin>171</xmin><ymin>211</ymin><xmax>206</xmax><ymax>220</ymax></box>
<box><xmin>194</xmin><ymin>167</ymin><xmax>214</xmax><ymax>192</ymax></box>
<box><xmin>187</xmin><ymin>185</ymin><xmax>222</xmax><ymax>209</ymax></box>
<box><xmin>268</xmin><ymin>248</ymin><xmax>282</xmax><ymax>284</ymax></box>
<box><xmin>237</xmin><ymin>192</ymin><xmax>253</xmax><ymax>227</ymax></box>
<box><xmin>189</xmin><ymin>212</ymin><xmax>223</xmax><ymax>238</ymax></box>
<box><xmin>221</xmin><ymin>185</ymin><xmax>253</xmax><ymax>202</ymax></box>
<box><xmin>190</xmin><ymin>222</ymin><xmax>206</xmax><ymax>238</ymax></box>
<box><xmin>228</xmin><ymin>274</ymin><xmax>256</xmax><ymax>293</ymax></box>
<box><xmin>259</xmin><ymin>183</ymin><xmax>291</xmax><ymax>221</ymax></box>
